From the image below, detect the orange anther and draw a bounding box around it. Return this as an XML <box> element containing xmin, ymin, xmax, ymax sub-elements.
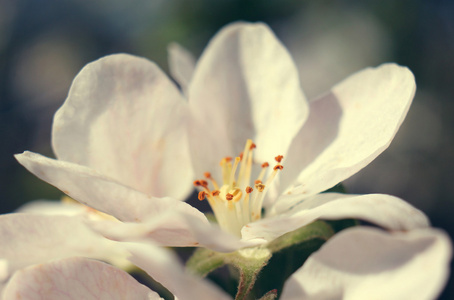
<box><xmin>250</xmin><ymin>143</ymin><xmax>257</xmax><ymax>150</ymax></box>
<box><xmin>246</xmin><ymin>186</ymin><xmax>253</xmax><ymax>193</ymax></box>
<box><xmin>200</xmin><ymin>180</ymin><xmax>208</xmax><ymax>187</ymax></box>
<box><xmin>275</xmin><ymin>155</ymin><xmax>284</xmax><ymax>163</ymax></box>
<box><xmin>261</xmin><ymin>162</ymin><xmax>269</xmax><ymax>168</ymax></box>
<box><xmin>239</xmin><ymin>152</ymin><xmax>244</xmax><ymax>160</ymax></box>
<box><xmin>225</xmin><ymin>157</ymin><xmax>232</xmax><ymax>162</ymax></box>
<box><xmin>204</xmin><ymin>172</ymin><xmax>211</xmax><ymax>179</ymax></box>
<box><xmin>198</xmin><ymin>191</ymin><xmax>207</xmax><ymax>201</ymax></box>
<box><xmin>255</xmin><ymin>183</ymin><xmax>265</xmax><ymax>192</ymax></box>
<box><xmin>226</xmin><ymin>193</ymin><xmax>234</xmax><ymax>201</ymax></box>
<box><xmin>274</xmin><ymin>165</ymin><xmax>284</xmax><ymax>171</ymax></box>
<box><xmin>193</xmin><ymin>180</ymin><xmax>208</xmax><ymax>188</ymax></box>
<box><xmin>212</xmin><ymin>190</ymin><xmax>220</xmax><ymax>196</ymax></box>
<box><xmin>254</xmin><ymin>179</ymin><xmax>262</xmax><ymax>184</ymax></box>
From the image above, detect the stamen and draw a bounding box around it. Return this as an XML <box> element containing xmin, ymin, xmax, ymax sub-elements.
<box><xmin>257</xmin><ymin>162</ymin><xmax>270</xmax><ymax>182</ymax></box>
<box><xmin>204</xmin><ymin>172</ymin><xmax>219</xmax><ymax>190</ymax></box>
<box><xmin>220</xmin><ymin>157</ymin><xmax>233</xmax><ymax>184</ymax></box>
<box><xmin>237</xmin><ymin>140</ymin><xmax>253</xmax><ymax>187</ymax></box>
<box><xmin>195</xmin><ymin>140</ymin><xmax>285</xmax><ymax>237</ymax></box>
<box><xmin>229</xmin><ymin>157</ymin><xmax>241</xmax><ymax>188</ymax></box>
<box><xmin>198</xmin><ymin>191</ymin><xmax>207</xmax><ymax>201</ymax></box>
<box><xmin>255</xmin><ymin>183</ymin><xmax>265</xmax><ymax>192</ymax></box>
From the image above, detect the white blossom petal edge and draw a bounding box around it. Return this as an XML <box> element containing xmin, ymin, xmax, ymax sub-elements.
<box><xmin>280</xmin><ymin>227</ymin><xmax>452</xmax><ymax>300</ymax></box>
<box><xmin>2</xmin><ymin>257</ymin><xmax>162</xmax><ymax>300</ymax></box>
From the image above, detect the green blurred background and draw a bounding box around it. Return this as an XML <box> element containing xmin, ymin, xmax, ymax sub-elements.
<box><xmin>1</xmin><ymin>0</ymin><xmax>453</xmax><ymax>298</ymax></box>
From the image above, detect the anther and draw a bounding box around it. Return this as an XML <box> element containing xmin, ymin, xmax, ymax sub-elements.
<box><xmin>198</xmin><ymin>191</ymin><xmax>207</xmax><ymax>201</ymax></box>
<box><xmin>255</xmin><ymin>179</ymin><xmax>262</xmax><ymax>184</ymax></box>
<box><xmin>250</xmin><ymin>143</ymin><xmax>257</xmax><ymax>150</ymax></box>
<box><xmin>261</xmin><ymin>162</ymin><xmax>269</xmax><ymax>168</ymax></box>
<box><xmin>273</xmin><ymin>165</ymin><xmax>284</xmax><ymax>171</ymax></box>
<box><xmin>239</xmin><ymin>152</ymin><xmax>244</xmax><ymax>160</ymax></box>
<box><xmin>246</xmin><ymin>186</ymin><xmax>253</xmax><ymax>193</ymax></box>
<box><xmin>255</xmin><ymin>183</ymin><xmax>265</xmax><ymax>192</ymax></box>
<box><xmin>275</xmin><ymin>155</ymin><xmax>284</xmax><ymax>163</ymax></box>
<box><xmin>226</xmin><ymin>193</ymin><xmax>234</xmax><ymax>201</ymax></box>
<box><xmin>204</xmin><ymin>172</ymin><xmax>212</xmax><ymax>179</ymax></box>
<box><xmin>212</xmin><ymin>190</ymin><xmax>220</xmax><ymax>196</ymax></box>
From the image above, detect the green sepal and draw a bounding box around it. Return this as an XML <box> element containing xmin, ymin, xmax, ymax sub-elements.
<box><xmin>267</xmin><ymin>220</ymin><xmax>334</xmax><ymax>253</ymax></box>
<box><xmin>253</xmin><ymin>220</ymin><xmax>335</xmax><ymax>297</ymax></box>
<box><xmin>258</xmin><ymin>289</ymin><xmax>278</xmax><ymax>300</ymax></box>
<box><xmin>186</xmin><ymin>220</ymin><xmax>335</xmax><ymax>299</ymax></box>
<box><xmin>186</xmin><ymin>247</ymin><xmax>226</xmax><ymax>277</ymax></box>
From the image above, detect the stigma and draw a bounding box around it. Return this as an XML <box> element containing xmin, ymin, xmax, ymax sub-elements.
<box><xmin>194</xmin><ymin>139</ymin><xmax>284</xmax><ymax>237</ymax></box>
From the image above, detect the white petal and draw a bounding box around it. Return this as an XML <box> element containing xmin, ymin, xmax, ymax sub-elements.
<box><xmin>243</xmin><ymin>193</ymin><xmax>429</xmax><ymax>241</ymax></box>
<box><xmin>168</xmin><ymin>42</ymin><xmax>196</xmax><ymax>95</ymax></box>
<box><xmin>188</xmin><ymin>22</ymin><xmax>308</xmax><ymax>178</ymax></box>
<box><xmin>3</xmin><ymin>257</ymin><xmax>160</xmax><ymax>300</ymax></box>
<box><xmin>16</xmin><ymin>199</ymin><xmax>86</xmax><ymax>216</ymax></box>
<box><xmin>127</xmin><ymin>243</ymin><xmax>232</xmax><ymax>300</ymax></box>
<box><xmin>90</xmin><ymin>210</ymin><xmax>265</xmax><ymax>252</ymax></box>
<box><xmin>52</xmin><ymin>53</ymin><xmax>193</xmax><ymax>200</ymax></box>
<box><xmin>0</xmin><ymin>214</ymin><xmax>128</xmax><ymax>280</ymax></box>
<box><xmin>281</xmin><ymin>64</ymin><xmax>415</xmax><ymax>196</ymax></box>
<box><xmin>280</xmin><ymin>227</ymin><xmax>452</xmax><ymax>300</ymax></box>
<box><xmin>15</xmin><ymin>151</ymin><xmax>206</xmax><ymax>223</ymax></box>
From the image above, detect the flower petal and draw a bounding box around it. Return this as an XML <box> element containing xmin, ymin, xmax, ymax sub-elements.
<box><xmin>0</xmin><ymin>214</ymin><xmax>128</xmax><ymax>281</ymax></box>
<box><xmin>90</xmin><ymin>210</ymin><xmax>265</xmax><ymax>252</ymax></box>
<box><xmin>188</xmin><ymin>22</ymin><xmax>308</xmax><ymax>178</ymax></box>
<box><xmin>52</xmin><ymin>53</ymin><xmax>193</xmax><ymax>200</ymax></box>
<box><xmin>281</xmin><ymin>64</ymin><xmax>415</xmax><ymax>196</ymax></box>
<box><xmin>15</xmin><ymin>151</ymin><xmax>206</xmax><ymax>223</ymax></box>
<box><xmin>243</xmin><ymin>193</ymin><xmax>429</xmax><ymax>241</ymax></box>
<box><xmin>16</xmin><ymin>199</ymin><xmax>87</xmax><ymax>216</ymax></box>
<box><xmin>280</xmin><ymin>227</ymin><xmax>452</xmax><ymax>300</ymax></box>
<box><xmin>127</xmin><ymin>243</ymin><xmax>232</xmax><ymax>300</ymax></box>
<box><xmin>168</xmin><ymin>42</ymin><xmax>196</xmax><ymax>95</ymax></box>
<box><xmin>3</xmin><ymin>257</ymin><xmax>160</xmax><ymax>300</ymax></box>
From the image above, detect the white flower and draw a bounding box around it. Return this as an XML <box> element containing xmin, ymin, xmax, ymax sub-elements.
<box><xmin>3</xmin><ymin>227</ymin><xmax>449</xmax><ymax>300</ymax></box>
<box><xmin>280</xmin><ymin>227</ymin><xmax>452</xmax><ymax>300</ymax></box>
<box><xmin>2</xmin><ymin>257</ymin><xmax>163</xmax><ymax>300</ymax></box>
<box><xmin>1</xmin><ymin>244</ymin><xmax>232</xmax><ymax>300</ymax></box>
<box><xmin>10</xmin><ymin>21</ymin><xmax>452</xmax><ymax>300</ymax></box>
<box><xmin>16</xmin><ymin>22</ymin><xmax>427</xmax><ymax>252</ymax></box>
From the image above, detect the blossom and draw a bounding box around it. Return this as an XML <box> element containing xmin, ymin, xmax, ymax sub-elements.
<box><xmin>2</xmin><ymin>227</ymin><xmax>449</xmax><ymax>300</ymax></box>
<box><xmin>15</xmin><ymin>22</ymin><xmax>429</xmax><ymax>253</ymax></box>
<box><xmin>1</xmin><ymin>243</ymin><xmax>232</xmax><ymax>300</ymax></box>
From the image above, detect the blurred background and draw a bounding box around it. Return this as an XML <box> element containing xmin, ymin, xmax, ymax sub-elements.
<box><xmin>1</xmin><ymin>0</ymin><xmax>453</xmax><ymax>298</ymax></box>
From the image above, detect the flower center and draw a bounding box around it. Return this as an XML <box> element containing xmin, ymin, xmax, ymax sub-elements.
<box><xmin>194</xmin><ymin>139</ymin><xmax>284</xmax><ymax>237</ymax></box>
